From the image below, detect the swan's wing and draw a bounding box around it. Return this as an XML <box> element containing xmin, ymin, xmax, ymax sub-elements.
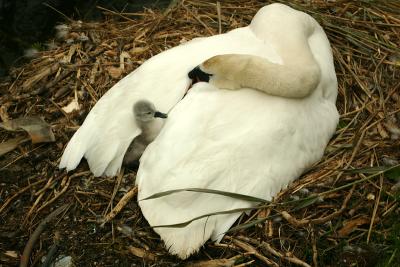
<box><xmin>59</xmin><ymin>26</ymin><xmax>278</xmax><ymax>177</ymax></box>
<box><xmin>59</xmin><ymin>64</ymin><xmax>189</xmax><ymax>176</ymax></box>
<box><xmin>136</xmin><ymin>83</ymin><xmax>339</xmax><ymax>259</ymax></box>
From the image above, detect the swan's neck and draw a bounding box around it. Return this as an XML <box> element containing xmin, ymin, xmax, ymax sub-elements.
<box><xmin>199</xmin><ymin>10</ymin><xmax>324</xmax><ymax>99</ymax></box>
<box><xmin>202</xmin><ymin>53</ymin><xmax>320</xmax><ymax>98</ymax></box>
<box><xmin>136</xmin><ymin>119</ymin><xmax>161</xmax><ymax>143</ymax></box>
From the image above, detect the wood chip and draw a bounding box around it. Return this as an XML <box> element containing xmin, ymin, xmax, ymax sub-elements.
<box><xmin>338</xmin><ymin>217</ymin><xmax>370</xmax><ymax>237</ymax></box>
<box><xmin>128</xmin><ymin>246</ymin><xmax>156</xmax><ymax>261</ymax></box>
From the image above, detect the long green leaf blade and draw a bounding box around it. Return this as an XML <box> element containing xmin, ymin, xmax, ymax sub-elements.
<box><xmin>140</xmin><ymin>188</ymin><xmax>269</xmax><ymax>203</ymax></box>
<box><xmin>151</xmin><ymin>206</ymin><xmax>269</xmax><ymax>229</ymax></box>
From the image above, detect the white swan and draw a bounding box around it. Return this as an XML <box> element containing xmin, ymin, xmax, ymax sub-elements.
<box><xmin>59</xmin><ymin>3</ymin><xmax>336</xmax><ymax>177</ymax></box>
<box><xmin>59</xmin><ymin>3</ymin><xmax>339</xmax><ymax>258</ymax></box>
<box><xmin>122</xmin><ymin>100</ymin><xmax>167</xmax><ymax>167</ymax></box>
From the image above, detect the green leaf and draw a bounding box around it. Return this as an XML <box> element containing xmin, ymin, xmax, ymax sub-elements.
<box><xmin>151</xmin><ymin>207</ymin><xmax>261</xmax><ymax>228</ymax></box>
<box><xmin>342</xmin><ymin>165</ymin><xmax>400</xmax><ymax>182</ymax></box>
<box><xmin>292</xmin><ymin>196</ymin><xmax>319</xmax><ymax>210</ymax></box>
<box><xmin>228</xmin><ymin>217</ymin><xmax>269</xmax><ymax>233</ymax></box>
<box><xmin>344</xmin><ymin>166</ymin><xmax>396</xmax><ymax>174</ymax></box>
<box><xmin>385</xmin><ymin>167</ymin><xmax>400</xmax><ymax>182</ymax></box>
<box><xmin>337</xmin><ymin>120</ymin><xmax>349</xmax><ymax>129</ymax></box>
<box><xmin>140</xmin><ymin>188</ymin><xmax>269</xmax><ymax>203</ymax></box>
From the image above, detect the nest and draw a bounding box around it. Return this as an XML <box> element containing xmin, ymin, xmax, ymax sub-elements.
<box><xmin>1</xmin><ymin>0</ymin><xmax>399</xmax><ymax>266</ymax></box>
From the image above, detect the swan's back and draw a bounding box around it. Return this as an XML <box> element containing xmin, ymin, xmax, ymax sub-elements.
<box><xmin>136</xmin><ymin>3</ymin><xmax>339</xmax><ymax>259</ymax></box>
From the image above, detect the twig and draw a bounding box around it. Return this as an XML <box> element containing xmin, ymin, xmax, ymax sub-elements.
<box><xmin>237</xmin><ymin>236</ymin><xmax>311</xmax><ymax>267</ymax></box>
<box><xmin>367</xmin><ymin>175</ymin><xmax>383</xmax><ymax>243</ymax></box>
<box><xmin>262</xmin><ymin>242</ymin><xmax>311</xmax><ymax>267</ymax></box>
<box><xmin>100</xmin><ymin>186</ymin><xmax>138</xmax><ymax>227</ymax></box>
<box><xmin>31</xmin><ymin>69</ymin><xmax>74</xmax><ymax>95</ymax></box>
<box><xmin>217</xmin><ymin>2</ymin><xmax>222</xmax><ymax>34</ymax></box>
<box><xmin>20</xmin><ymin>204</ymin><xmax>68</xmax><ymax>267</ymax></box>
<box><xmin>42</xmin><ymin>3</ymin><xmax>73</xmax><ymax>22</ymax></box>
<box><xmin>36</xmin><ymin>171</ymin><xmax>89</xmax><ymax>213</ymax></box>
<box><xmin>128</xmin><ymin>246</ymin><xmax>157</xmax><ymax>261</ymax></box>
<box><xmin>182</xmin><ymin>4</ymin><xmax>215</xmax><ymax>35</ymax></box>
<box><xmin>96</xmin><ymin>5</ymin><xmax>136</xmax><ymax>22</ymax></box>
<box><xmin>0</xmin><ymin>179</ymin><xmax>46</xmax><ymax>214</ymax></box>
<box><xmin>281</xmin><ymin>186</ymin><xmax>354</xmax><ymax>226</ymax></box>
<box><xmin>189</xmin><ymin>255</ymin><xmax>244</xmax><ymax>267</ymax></box>
<box><xmin>40</xmin><ymin>231</ymin><xmax>61</xmax><ymax>267</ymax></box>
<box><xmin>229</xmin><ymin>237</ymin><xmax>279</xmax><ymax>267</ymax></box>
<box><xmin>311</xmin><ymin>228</ymin><xmax>318</xmax><ymax>267</ymax></box>
<box><xmin>104</xmin><ymin>169</ymin><xmax>124</xmax><ymax>216</ymax></box>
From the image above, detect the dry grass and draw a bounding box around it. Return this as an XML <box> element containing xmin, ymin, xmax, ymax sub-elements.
<box><xmin>0</xmin><ymin>0</ymin><xmax>399</xmax><ymax>266</ymax></box>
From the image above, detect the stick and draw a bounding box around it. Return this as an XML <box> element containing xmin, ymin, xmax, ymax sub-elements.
<box><xmin>40</xmin><ymin>231</ymin><xmax>61</xmax><ymax>267</ymax></box>
<box><xmin>0</xmin><ymin>179</ymin><xmax>46</xmax><ymax>214</ymax></box>
<box><xmin>281</xmin><ymin>186</ymin><xmax>354</xmax><ymax>227</ymax></box>
<box><xmin>100</xmin><ymin>186</ymin><xmax>138</xmax><ymax>227</ymax></box>
<box><xmin>229</xmin><ymin>237</ymin><xmax>279</xmax><ymax>267</ymax></box>
<box><xmin>217</xmin><ymin>2</ymin><xmax>222</xmax><ymax>34</ymax></box>
<box><xmin>237</xmin><ymin>236</ymin><xmax>311</xmax><ymax>267</ymax></box>
<box><xmin>20</xmin><ymin>204</ymin><xmax>68</xmax><ymax>267</ymax></box>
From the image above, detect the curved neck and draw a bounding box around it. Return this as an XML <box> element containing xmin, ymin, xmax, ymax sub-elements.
<box><xmin>200</xmin><ymin>5</ymin><xmax>331</xmax><ymax>99</ymax></box>
<box><xmin>204</xmin><ymin>53</ymin><xmax>320</xmax><ymax>98</ymax></box>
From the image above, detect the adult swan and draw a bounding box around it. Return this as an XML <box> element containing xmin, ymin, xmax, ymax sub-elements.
<box><xmin>60</xmin><ymin>4</ymin><xmax>339</xmax><ymax>259</ymax></box>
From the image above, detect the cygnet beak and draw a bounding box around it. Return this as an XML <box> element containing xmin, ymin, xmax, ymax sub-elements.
<box><xmin>188</xmin><ymin>66</ymin><xmax>212</xmax><ymax>83</ymax></box>
<box><xmin>154</xmin><ymin>111</ymin><xmax>168</xmax><ymax>119</ymax></box>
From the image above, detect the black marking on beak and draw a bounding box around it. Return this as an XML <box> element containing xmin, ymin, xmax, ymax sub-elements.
<box><xmin>154</xmin><ymin>111</ymin><xmax>168</xmax><ymax>119</ymax></box>
<box><xmin>188</xmin><ymin>66</ymin><xmax>212</xmax><ymax>83</ymax></box>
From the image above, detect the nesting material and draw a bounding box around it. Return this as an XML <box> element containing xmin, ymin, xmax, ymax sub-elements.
<box><xmin>0</xmin><ymin>1</ymin><xmax>399</xmax><ymax>266</ymax></box>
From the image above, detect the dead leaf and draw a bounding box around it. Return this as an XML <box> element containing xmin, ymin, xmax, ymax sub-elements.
<box><xmin>107</xmin><ymin>67</ymin><xmax>123</xmax><ymax>79</ymax></box>
<box><xmin>22</xmin><ymin>63</ymin><xmax>60</xmax><ymax>91</ymax></box>
<box><xmin>0</xmin><ymin>104</ymin><xmax>10</xmax><ymax>122</ymax></box>
<box><xmin>62</xmin><ymin>98</ymin><xmax>80</xmax><ymax>113</ymax></box>
<box><xmin>119</xmin><ymin>51</ymin><xmax>130</xmax><ymax>71</ymax></box>
<box><xmin>0</xmin><ymin>136</ymin><xmax>29</xmax><ymax>156</ymax></box>
<box><xmin>128</xmin><ymin>246</ymin><xmax>156</xmax><ymax>261</ymax></box>
<box><xmin>338</xmin><ymin>217</ymin><xmax>370</xmax><ymax>237</ymax></box>
<box><xmin>0</xmin><ymin>117</ymin><xmax>55</xmax><ymax>143</ymax></box>
<box><xmin>104</xmin><ymin>50</ymin><xmax>117</xmax><ymax>57</ymax></box>
<box><xmin>189</xmin><ymin>258</ymin><xmax>236</xmax><ymax>267</ymax></box>
<box><xmin>129</xmin><ymin>46</ymin><xmax>148</xmax><ymax>54</ymax></box>
<box><xmin>377</xmin><ymin>123</ymin><xmax>389</xmax><ymax>139</ymax></box>
<box><xmin>4</xmin><ymin>251</ymin><xmax>19</xmax><ymax>258</ymax></box>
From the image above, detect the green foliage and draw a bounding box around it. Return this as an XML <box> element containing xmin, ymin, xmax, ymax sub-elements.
<box><xmin>31</xmin><ymin>42</ymin><xmax>45</xmax><ymax>51</ymax></box>
<box><xmin>376</xmin><ymin>220</ymin><xmax>400</xmax><ymax>267</ymax></box>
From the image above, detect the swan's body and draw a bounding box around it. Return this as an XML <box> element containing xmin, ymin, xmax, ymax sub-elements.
<box><xmin>122</xmin><ymin>100</ymin><xmax>167</xmax><ymax>167</ymax></box>
<box><xmin>60</xmin><ymin>3</ymin><xmax>339</xmax><ymax>259</ymax></box>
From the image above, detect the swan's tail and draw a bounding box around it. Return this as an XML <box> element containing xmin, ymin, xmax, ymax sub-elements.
<box><xmin>151</xmin><ymin>213</ymin><xmax>241</xmax><ymax>259</ymax></box>
<box><xmin>59</xmin><ymin>115</ymin><xmax>140</xmax><ymax>177</ymax></box>
<box><xmin>59</xmin><ymin>127</ymin><xmax>90</xmax><ymax>172</ymax></box>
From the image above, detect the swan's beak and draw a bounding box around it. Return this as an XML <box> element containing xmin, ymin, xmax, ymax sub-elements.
<box><xmin>188</xmin><ymin>66</ymin><xmax>212</xmax><ymax>83</ymax></box>
<box><xmin>154</xmin><ymin>111</ymin><xmax>168</xmax><ymax>119</ymax></box>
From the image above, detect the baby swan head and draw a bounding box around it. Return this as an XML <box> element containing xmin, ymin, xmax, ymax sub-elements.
<box><xmin>134</xmin><ymin>100</ymin><xmax>168</xmax><ymax>123</ymax></box>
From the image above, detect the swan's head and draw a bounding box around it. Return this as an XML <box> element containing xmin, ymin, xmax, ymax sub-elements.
<box><xmin>188</xmin><ymin>55</ymin><xmax>241</xmax><ymax>90</ymax></box>
<box><xmin>134</xmin><ymin>100</ymin><xmax>168</xmax><ymax>123</ymax></box>
<box><xmin>188</xmin><ymin>66</ymin><xmax>212</xmax><ymax>83</ymax></box>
